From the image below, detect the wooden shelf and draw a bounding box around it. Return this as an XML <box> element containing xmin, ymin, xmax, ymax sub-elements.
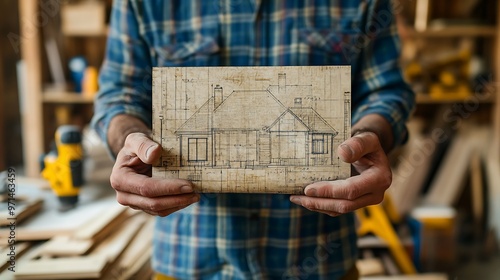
<box><xmin>416</xmin><ymin>93</ymin><xmax>496</xmax><ymax>104</ymax></box>
<box><xmin>43</xmin><ymin>90</ymin><xmax>95</xmax><ymax>104</ymax></box>
<box><xmin>412</xmin><ymin>26</ymin><xmax>497</xmax><ymax>37</ymax></box>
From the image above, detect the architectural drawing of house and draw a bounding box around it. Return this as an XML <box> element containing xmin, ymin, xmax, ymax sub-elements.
<box><xmin>152</xmin><ymin>66</ymin><xmax>351</xmax><ymax>193</ymax></box>
<box><xmin>174</xmin><ymin>78</ymin><xmax>339</xmax><ymax>169</ymax></box>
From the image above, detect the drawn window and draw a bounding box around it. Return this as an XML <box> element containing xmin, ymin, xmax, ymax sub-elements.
<box><xmin>312</xmin><ymin>134</ymin><xmax>327</xmax><ymax>154</ymax></box>
<box><xmin>188</xmin><ymin>138</ymin><xmax>208</xmax><ymax>161</ymax></box>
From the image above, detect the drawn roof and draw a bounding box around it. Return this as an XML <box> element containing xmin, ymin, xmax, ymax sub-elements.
<box><xmin>176</xmin><ymin>90</ymin><xmax>287</xmax><ymax>133</ymax></box>
<box><xmin>269</xmin><ymin>108</ymin><xmax>338</xmax><ymax>134</ymax></box>
<box><xmin>176</xmin><ymin>90</ymin><xmax>338</xmax><ymax>134</ymax></box>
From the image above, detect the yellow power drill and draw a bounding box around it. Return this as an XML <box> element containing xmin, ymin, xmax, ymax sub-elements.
<box><xmin>41</xmin><ymin>125</ymin><xmax>84</xmax><ymax>211</ymax></box>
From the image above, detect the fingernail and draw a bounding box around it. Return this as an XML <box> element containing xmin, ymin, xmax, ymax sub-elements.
<box><xmin>190</xmin><ymin>195</ymin><xmax>200</xmax><ymax>203</ymax></box>
<box><xmin>340</xmin><ymin>144</ymin><xmax>353</xmax><ymax>158</ymax></box>
<box><xmin>290</xmin><ymin>197</ymin><xmax>302</xmax><ymax>205</ymax></box>
<box><xmin>306</xmin><ymin>188</ymin><xmax>317</xmax><ymax>197</ymax></box>
<box><xmin>180</xmin><ymin>185</ymin><xmax>193</xmax><ymax>193</ymax></box>
<box><xmin>145</xmin><ymin>144</ymin><xmax>158</xmax><ymax>160</ymax></box>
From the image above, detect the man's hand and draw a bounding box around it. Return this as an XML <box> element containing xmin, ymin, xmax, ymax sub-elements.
<box><xmin>110</xmin><ymin>132</ymin><xmax>200</xmax><ymax>216</ymax></box>
<box><xmin>290</xmin><ymin>114</ymin><xmax>393</xmax><ymax>216</ymax></box>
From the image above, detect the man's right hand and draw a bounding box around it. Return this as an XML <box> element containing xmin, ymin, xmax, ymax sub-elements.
<box><xmin>110</xmin><ymin>132</ymin><xmax>200</xmax><ymax>216</ymax></box>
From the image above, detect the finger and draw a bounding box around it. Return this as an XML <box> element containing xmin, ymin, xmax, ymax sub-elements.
<box><xmin>110</xmin><ymin>170</ymin><xmax>194</xmax><ymax>197</ymax></box>
<box><xmin>290</xmin><ymin>193</ymin><xmax>384</xmax><ymax>214</ymax></box>
<box><xmin>337</xmin><ymin>132</ymin><xmax>381</xmax><ymax>163</ymax></box>
<box><xmin>313</xmin><ymin>209</ymin><xmax>342</xmax><ymax>217</ymax></box>
<box><xmin>142</xmin><ymin>205</ymin><xmax>187</xmax><ymax>217</ymax></box>
<box><xmin>123</xmin><ymin>132</ymin><xmax>161</xmax><ymax>164</ymax></box>
<box><xmin>293</xmin><ymin>204</ymin><xmax>341</xmax><ymax>217</ymax></box>
<box><xmin>304</xmin><ymin>168</ymin><xmax>392</xmax><ymax>200</ymax></box>
<box><xmin>116</xmin><ymin>191</ymin><xmax>200</xmax><ymax>213</ymax></box>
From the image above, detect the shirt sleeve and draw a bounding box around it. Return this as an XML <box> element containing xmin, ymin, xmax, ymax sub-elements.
<box><xmin>350</xmin><ymin>0</ymin><xmax>415</xmax><ymax>147</ymax></box>
<box><xmin>90</xmin><ymin>0</ymin><xmax>152</xmax><ymax>156</ymax></box>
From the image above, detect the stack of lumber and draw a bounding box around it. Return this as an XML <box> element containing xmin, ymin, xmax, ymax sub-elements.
<box><xmin>0</xmin><ymin>203</ymin><xmax>154</xmax><ymax>280</ymax></box>
<box><xmin>18</xmin><ymin>206</ymin><xmax>153</xmax><ymax>279</ymax></box>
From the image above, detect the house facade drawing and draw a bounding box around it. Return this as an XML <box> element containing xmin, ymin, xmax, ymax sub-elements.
<box><xmin>152</xmin><ymin>66</ymin><xmax>351</xmax><ymax>193</ymax></box>
<box><xmin>175</xmin><ymin>85</ymin><xmax>339</xmax><ymax>169</ymax></box>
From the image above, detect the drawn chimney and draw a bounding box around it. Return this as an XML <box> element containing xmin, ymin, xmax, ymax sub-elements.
<box><xmin>294</xmin><ymin>97</ymin><xmax>302</xmax><ymax>107</ymax></box>
<box><xmin>278</xmin><ymin>73</ymin><xmax>286</xmax><ymax>95</ymax></box>
<box><xmin>214</xmin><ymin>84</ymin><xmax>223</xmax><ymax>109</ymax></box>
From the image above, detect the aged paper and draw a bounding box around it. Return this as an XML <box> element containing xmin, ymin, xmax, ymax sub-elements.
<box><xmin>152</xmin><ymin>66</ymin><xmax>351</xmax><ymax>194</ymax></box>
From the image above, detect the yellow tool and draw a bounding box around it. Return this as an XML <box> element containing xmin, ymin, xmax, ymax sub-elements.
<box><xmin>356</xmin><ymin>199</ymin><xmax>417</xmax><ymax>274</ymax></box>
<box><xmin>41</xmin><ymin>125</ymin><xmax>84</xmax><ymax>211</ymax></box>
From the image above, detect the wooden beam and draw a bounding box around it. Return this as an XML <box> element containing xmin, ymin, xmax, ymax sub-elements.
<box><xmin>424</xmin><ymin>132</ymin><xmax>471</xmax><ymax>206</ymax></box>
<box><xmin>470</xmin><ymin>151</ymin><xmax>484</xmax><ymax>233</ymax></box>
<box><xmin>0</xmin><ymin>43</ymin><xmax>5</xmax><ymax>171</ymax></box>
<box><xmin>414</xmin><ymin>0</ymin><xmax>429</xmax><ymax>32</ymax></box>
<box><xmin>19</xmin><ymin>0</ymin><xmax>44</xmax><ymax>177</ymax></box>
<box><xmin>494</xmin><ymin>0</ymin><xmax>500</xmax><ymax>162</ymax></box>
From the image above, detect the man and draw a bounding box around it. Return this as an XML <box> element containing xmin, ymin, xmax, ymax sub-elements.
<box><xmin>92</xmin><ymin>0</ymin><xmax>414</xmax><ymax>279</ymax></box>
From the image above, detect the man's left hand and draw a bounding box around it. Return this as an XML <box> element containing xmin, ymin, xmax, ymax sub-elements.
<box><xmin>290</xmin><ymin>131</ymin><xmax>392</xmax><ymax>216</ymax></box>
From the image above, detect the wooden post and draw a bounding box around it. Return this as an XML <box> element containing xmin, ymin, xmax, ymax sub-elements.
<box><xmin>494</xmin><ymin>1</ymin><xmax>500</xmax><ymax>161</ymax></box>
<box><xmin>19</xmin><ymin>0</ymin><xmax>44</xmax><ymax>177</ymax></box>
<box><xmin>0</xmin><ymin>43</ymin><xmax>5</xmax><ymax>171</ymax></box>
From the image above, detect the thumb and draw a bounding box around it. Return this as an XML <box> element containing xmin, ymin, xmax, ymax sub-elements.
<box><xmin>337</xmin><ymin>131</ymin><xmax>380</xmax><ymax>163</ymax></box>
<box><xmin>124</xmin><ymin>133</ymin><xmax>161</xmax><ymax>164</ymax></box>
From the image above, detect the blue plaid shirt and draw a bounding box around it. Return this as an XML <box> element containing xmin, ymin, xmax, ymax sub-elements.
<box><xmin>92</xmin><ymin>0</ymin><xmax>414</xmax><ymax>279</ymax></box>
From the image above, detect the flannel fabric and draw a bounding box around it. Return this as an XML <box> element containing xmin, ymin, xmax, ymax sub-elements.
<box><xmin>92</xmin><ymin>0</ymin><xmax>414</xmax><ymax>279</ymax></box>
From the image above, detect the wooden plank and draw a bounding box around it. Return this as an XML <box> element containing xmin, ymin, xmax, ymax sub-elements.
<box><xmin>0</xmin><ymin>44</ymin><xmax>5</xmax><ymax>171</ymax></box>
<box><xmin>494</xmin><ymin>1</ymin><xmax>500</xmax><ymax>161</ymax></box>
<box><xmin>415</xmin><ymin>93</ymin><xmax>495</xmax><ymax>104</ymax></box>
<box><xmin>485</xmin><ymin>152</ymin><xmax>500</xmax><ymax>241</ymax></box>
<box><xmin>424</xmin><ymin>131</ymin><xmax>471</xmax><ymax>206</ymax></box>
<box><xmin>356</xmin><ymin>258</ymin><xmax>385</xmax><ymax>276</ymax></box>
<box><xmin>42</xmin><ymin>89</ymin><xmax>95</xmax><ymax>104</ymax></box>
<box><xmin>37</xmin><ymin>236</ymin><xmax>93</xmax><ymax>257</ymax></box>
<box><xmin>15</xmin><ymin>255</ymin><xmax>109</xmax><ymax>279</ymax></box>
<box><xmin>18</xmin><ymin>0</ymin><xmax>44</xmax><ymax>177</ymax></box>
<box><xmin>0</xmin><ymin>243</ymin><xmax>31</xmax><ymax>272</ymax></box>
<box><xmin>412</xmin><ymin>26</ymin><xmax>497</xmax><ymax>37</ymax></box>
<box><xmin>414</xmin><ymin>0</ymin><xmax>429</xmax><ymax>32</ymax></box>
<box><xmin>15</xmin><ymin>214</ymin><xmax>146</xmax><ymax>279</ymax></box>
<box><xmin>470</xmin><ymin>151</ymin><xmax>485</xmax><ymax>231</ymax></box>
<box><xmin>92</xmin><ymin>214</ymin><xmax>147</xmax><ymax>262</ymax></box>
<box><xmin>388</xmin><ymin>121</ymin><xmax>433</xmax><ymax>218</ymax></box>
<box><xmin>34</xmin><ymin>206</ymin><xmax>131</xmax><ymax>257</ymax></box>
<box><xmin>0</xmin><ymin>198</ymin><xmax>43</xmax><ymax>226</ymax></box>
<box><xmin>424</xmin><ymin>127</ymin><xmax>490</xmax><ymax>207</ymax></box>
<box><xmin>0</xmin><ymin>196</ymin><xmax>120</xmax><ymax>241</ymax></box>
<box><xmin>0</xmin><ymin>179</ymin><xmax>118</xmax><ymax>241</ymax></box>
<box><xmin>380</xmin><ymin>252</ymin><xmax>400</xmax><ymax>275</ymax></box>
<box><xmin>123</xmin><ymin>259</ymin><xmax>154</xmax><ymax>280</ymax></box>
<box><xmin>73</xmin><ymin>204</ymin><xmax>128</xmax><ymax>241</ymax></box>
<box><xmin>114</xmin><ymin>217</ymin><xmax>154</xmax><ymax>279</ymax></box>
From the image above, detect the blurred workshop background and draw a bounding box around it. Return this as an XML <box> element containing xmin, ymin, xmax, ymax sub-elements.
<box><xmin>0</xmin><ymin>0</ymin><xmax>499</xmax><ymax>279</ymax></box>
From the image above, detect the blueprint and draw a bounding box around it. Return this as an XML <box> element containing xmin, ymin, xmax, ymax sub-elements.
<box><xmin>152</xmin><ymin>66</ymin><xmax>351</xmax><ymax>194</ymax></box>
